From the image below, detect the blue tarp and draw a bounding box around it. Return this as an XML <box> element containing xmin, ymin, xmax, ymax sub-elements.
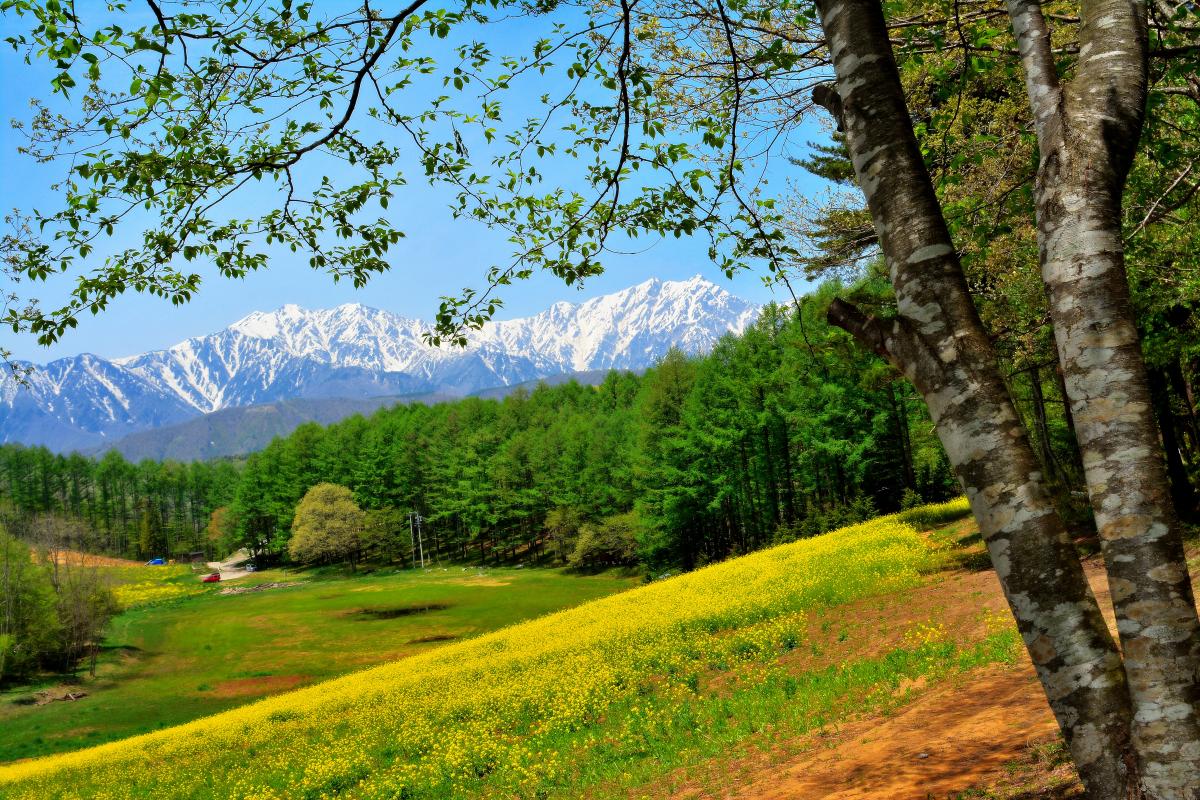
<box><xmin>146</xmin><ymin>558</ymin><xmax>166</xmax><ymax>566</ymax></box>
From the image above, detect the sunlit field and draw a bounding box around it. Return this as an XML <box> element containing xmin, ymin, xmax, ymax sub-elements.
<box><xmin>0</xmin><ymin>500</ymin><xmax>1021</xmax><ymax>800</ymax></box>
<box><xmin>0</xmin><ymin>564</ymin><xmax>637</xmax><ymax>762</ymax></box>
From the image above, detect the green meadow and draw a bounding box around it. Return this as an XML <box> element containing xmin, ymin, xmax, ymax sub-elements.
<box><xmin>0</xmin><ymin>566</ymin><xmax>637</xmax><ymax>762</ymax></box>
<box><xmin>0</xmin><ymin>503</ymin><xmax>1033</xmax><ymax>800</ymax></box>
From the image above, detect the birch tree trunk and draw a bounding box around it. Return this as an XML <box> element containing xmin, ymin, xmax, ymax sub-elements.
<box><xmin>812</xmin><ymin>0</ymin><xmax>1137</xmax><ymax>794</ymax></box>
<box><xmin>1007</xmin><ymin>0</ymin><xmax>1200</xmax><ymax>794</ymax></box>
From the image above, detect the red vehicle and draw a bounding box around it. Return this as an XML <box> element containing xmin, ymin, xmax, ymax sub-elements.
<box><xmin>202</xmin><ymin>572</ymin><xmax>221</xmax><ymax>583</ymax></box>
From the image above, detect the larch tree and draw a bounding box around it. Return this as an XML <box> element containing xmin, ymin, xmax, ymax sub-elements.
<box><xmin>2</xmin><ymin>0</ymin><xmax>1199</xmax><ymax>796</ymax></box>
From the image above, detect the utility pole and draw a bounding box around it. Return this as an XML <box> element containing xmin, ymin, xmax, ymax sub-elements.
<box><xmin>408</xmin><ymin>511</ymin><xmax>426</xmax><ymax>569</ymax></box>
<box><xmin>416</xmin><ymin>514</ymin><xmax>426</xmax><ymax>568</ymax></box>
<box><xmin>407</xmin><ymin>512</ymin><xmax>417</xmax><ymax>570</ymax></box>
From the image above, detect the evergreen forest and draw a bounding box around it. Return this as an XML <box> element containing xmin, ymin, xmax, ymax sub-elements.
<box><xmin>0</xmin><ymin>287</ymin><xmax>966</xmax><ymax>571</ymax></box>
<box><xmin>11</xmin><ymin>271</ymin><xmax>1191</xmax><ymax>575</ymax></box>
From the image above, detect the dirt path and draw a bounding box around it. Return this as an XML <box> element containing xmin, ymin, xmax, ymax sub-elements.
<box><xmin>712</xmin><ymin>665</ymin><xmax>1059</xmax><ymax>800</ymax></box>
<box><xmin>659</xmin><ymin>531</ymin><xmax>1126</xmax><ymax>800</ymax></box>
<box><xmin>206</xmin><ymin>548</ymin><xmax>255</xmax><ymax>581</ymax></box>
<box><xmin>205</xmin><ymin>561</ymin><xmax>251</xmax><ymax>581</ymax></box>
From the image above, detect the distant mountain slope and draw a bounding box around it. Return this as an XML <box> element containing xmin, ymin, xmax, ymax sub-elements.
<box><xmin>3</xmin><ymin>276</ymin><xmax>758</xmax><ymax>452</ymax></box>
<box><xmin>0</xmin><ymin>355</ymin><xmax>196</xmax><ymax>451</ymax></box>
<box><xmin>95</xmin><ymin>370</ymin><xmax>620</xmax><ymax>462</ymax></box>
<box><xmin>91</xmin><ymin>394</ymin><xmax>449</xmax><ymax>462</ymax></box>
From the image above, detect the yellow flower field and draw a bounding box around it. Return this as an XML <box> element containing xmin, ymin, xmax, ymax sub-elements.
<box><xmin>0</xmin><ymin>502</ymin><xmax>981</xmax><ymax>799</ymax></box>
<box><xmin>101</xmin><ymin>563</ymin><xmax>206</xmax><ymax>609</ymax></box>
<box><xmin>110</xmin><ymin>576</ymin><xmax>205</xmax><ymax>609</ymax></box>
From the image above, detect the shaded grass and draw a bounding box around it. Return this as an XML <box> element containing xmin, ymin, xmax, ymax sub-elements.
<box><xmin>351</xmin><ymin>603</ymin><xmax>452</xmax><ymax>620</ymax></box>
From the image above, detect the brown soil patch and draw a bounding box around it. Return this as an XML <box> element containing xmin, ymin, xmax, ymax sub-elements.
<box><xmin>443</xmin><ymin>575</ymin><xmax>513</xmax><ymax>587</ymax></box>
<box><xmin>209</xmin><ymin>675</ymin><xmax>308</xmax><ymax>698</ymax></box>
<box><xmin>786</xmin><ymin>568</ymin><xmax>1011</xmax><ymax>677</ymax></box>
<box><xmin>51</xmin><ymin>726</ymin><xmax>103</xmax><ymax>740</ymax></box>
<box><xmin>674</xmin><ymin>665</ymin><xmax>1059</xmax><ymax>800</ymax></box>
<box><xmin>32</xmin><ymin>549</ymin><xmax>142</xmax><ymax>568</ymax></box>
<box><xmin>702</xmin><ymin>542</ymin><xmax>1019</xmax><ymax>701</ymax></box>
<box><xmin>800</xmin><ymin>554</ymin><xmax>1113</xmax><ymax>674</ymax></box>
<box><xmin>647</xmin><ymin>523</ymin><xmax>1133</xmax><ymax>800</ymax></box>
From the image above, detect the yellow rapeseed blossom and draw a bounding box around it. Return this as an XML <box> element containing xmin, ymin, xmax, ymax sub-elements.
<box><xmin>111</xmin><ymin>579</ymin><xmax>204</xmax><ymax>608</ymax></box>
<box><xmin>103</xmin><ymin>564</ymin><xmax>205</xmax><ymax>609</ymax></box>
<box><xmin>0</xmin><ymin>510</ymin><xmax>950</xmax><ymax>799</ymax></box>
<box><xmin>896</xmin><ymin>496</ymin><xmax>971</xmax><ymax>529</ymax></box>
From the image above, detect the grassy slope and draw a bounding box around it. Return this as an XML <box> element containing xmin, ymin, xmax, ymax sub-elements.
<box><xmin>0</xmin><ymin>566</ymin><xmax>636</xmax><ymax>761</ymax></box>
<box><xmin>0</xmin><ymin>500</ymin><xmax>1021</xmax><ymax>800</ymax></box>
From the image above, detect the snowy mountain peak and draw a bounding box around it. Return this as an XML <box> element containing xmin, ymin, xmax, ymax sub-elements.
<box><xmin>228</xmin><ymin>302</ymin><xmax>401</xmax><ymax>341</ymax></box>
<box><xmin>3</xmin><ymin>276</ymin><xmax>760</xmax><ymax>451</ymax></box>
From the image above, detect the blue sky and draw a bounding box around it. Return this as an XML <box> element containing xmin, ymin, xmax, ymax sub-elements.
<box><xmin>1</xmin><ymin>4</ymin><xmax>829</xmax><ymax>363</ymax></box>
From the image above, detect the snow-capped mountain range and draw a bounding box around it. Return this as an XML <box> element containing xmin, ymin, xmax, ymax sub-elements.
<box><xmin>2</xmin><ymin>276</ymin><xmax>760</xmax><ymax>453</ymax></box>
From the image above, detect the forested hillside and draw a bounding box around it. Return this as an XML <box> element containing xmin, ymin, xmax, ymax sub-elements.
<box><xmin>1</xmin><ymin>288</ymin><xmax>964</xmax><ymax>570</ymax></box>
<box><xmin>7</xmin><ymin>264</ymin><xmax>1200</xmax><ymax>577</ymax></box>
<box><xmin>8</xmin><ymin>265</ymin><xmax>1168</xmax><ymax>574</ymax></box>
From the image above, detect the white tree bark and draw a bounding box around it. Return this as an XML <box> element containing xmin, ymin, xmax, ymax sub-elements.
<box><xmin>1007</xmin><ymin>1</ymin><xmax>1200</xmax><ymax>795</ymax></box>
<box><xmin>813</xmin><ymin>0</ymin><xmax>1138</xmax><ymax>795</ymax></box>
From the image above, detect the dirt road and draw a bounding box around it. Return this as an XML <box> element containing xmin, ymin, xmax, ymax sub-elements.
<box><xmin>205</xmin><ymin>548</ymin><xmax>254</xmax><ymax>581</ymax></box>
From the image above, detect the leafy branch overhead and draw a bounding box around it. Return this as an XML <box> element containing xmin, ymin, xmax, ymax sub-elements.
<box><xmin>2</xmin><ymin>1</ymin><xmax>1195</xmax><ymax>351</ymax></box>
<box><xmin>0</xmin><ymin>0</ymin><xmax>808</xmax><ymax>349</ymax></box>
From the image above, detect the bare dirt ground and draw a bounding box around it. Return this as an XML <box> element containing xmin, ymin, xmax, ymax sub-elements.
<box><xmin>688</xmin><ymin>665</ymin><xmax>1060</xmax><ymax>800</ymax></box>
<box><xmin>206</xmin><ymin>547</ymin><xmax>254</xmax><ymax>581</ymax></box>
<box><xmin>209</xmin><ymin>674</ymin><xmax>310</xmax><ymax>699</ymax></box>
<box><xmin>656</xmin><ymin>522</ymin><xmax>1142</xmax><ymax>800</ymax></box>
<box><xmin>32</xmin><ymin>548</ymin><xmax>143</xmax><ymax>567</ymax></box>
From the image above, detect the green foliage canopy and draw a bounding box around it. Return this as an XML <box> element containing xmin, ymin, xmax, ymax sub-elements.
<box><xmin>0</xmin><ymin>0</ymin><xmax>802</xmax><ymax>353</ymax></box>
<box><xmin>289</xmin><ymin>482</ymin><xmax>366</xmax><ymax>567</ymax></box>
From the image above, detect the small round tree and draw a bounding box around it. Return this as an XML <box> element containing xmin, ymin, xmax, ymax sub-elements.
<box><xmin>289</xmin><ymin>484</ymin><xmax>365</xmax><ymax>571</ymax></box>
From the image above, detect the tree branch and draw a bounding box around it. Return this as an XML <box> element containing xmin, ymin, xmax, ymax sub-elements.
<box><xmin>827</xmin><ymin>298</ymin><xmax>891</xmax><ymax>359</ymax></box>
<box><xmin>1005</xmin><ymin>0</ymin><xmax>1064</xmax><ymax>157</ymax></box>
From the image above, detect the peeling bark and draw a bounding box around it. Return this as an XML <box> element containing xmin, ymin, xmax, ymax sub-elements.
<box><xmin>812</xmin><ymin>0</ymin><xmax>1136</xmax><ymax>795</ymax></box>
<box><xmin>1007</xmin><ymin>0</ymin><xmax>1200</xmax><ymax>794</ymax></box>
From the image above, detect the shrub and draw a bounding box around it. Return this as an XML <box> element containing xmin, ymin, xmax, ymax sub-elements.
<box><xmin>544</xmin><ymin>507</ymin><xmax>583</xmax><ymax>564</ymax></box>
<box><xmin>569</xmin><ymin>511</ymin><xmax>640</xmax><ymax>568</ymax></box>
